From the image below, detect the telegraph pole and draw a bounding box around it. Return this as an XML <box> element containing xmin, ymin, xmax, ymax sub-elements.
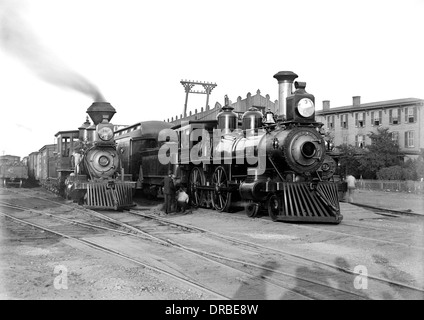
<box><xmin>180</xmin><ymin>80</ymin><xmax>217</xmax><ymax>117</ymax></box>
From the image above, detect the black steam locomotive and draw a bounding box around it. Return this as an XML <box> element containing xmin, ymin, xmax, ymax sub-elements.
<box><xmin>29</xmin><ymin>102</ymin><xmax>135</xmax><ymax>210</ymax></box>
<box><xmin>116</xmin><ymin>71</ymin><xmax>343</xmax><ymax>223</ymax></box>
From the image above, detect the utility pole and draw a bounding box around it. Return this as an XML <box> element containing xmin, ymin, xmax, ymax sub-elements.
<box><xmin>180</xmin><ymin>80</ymin><xmax>217</xmax><ymax>117</ymax></box>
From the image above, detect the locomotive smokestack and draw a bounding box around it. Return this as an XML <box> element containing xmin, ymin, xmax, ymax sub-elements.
<box><xmin>86</xmin><ymin>102</ymin><xmax>116</xmax><ymax>125</ymax></box>
<box><xmin>273</xmin><ymin>71</ymin><xmax>298</xmax><ymax>120</ymax></box>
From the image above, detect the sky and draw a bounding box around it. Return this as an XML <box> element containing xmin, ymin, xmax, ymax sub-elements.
<box><xmin>0</xmin><ymin>0</ymin><xmax>423</xmax><ymax>158</ymax></box>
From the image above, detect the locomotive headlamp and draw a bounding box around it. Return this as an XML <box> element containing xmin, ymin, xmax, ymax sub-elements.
<box><xmin>297</xmin><ymin>98</ymin><xmax>315</xmax><ymax>117</ymax></box>
<box><xmin>98</xmin><ymin>127</ymin><xmax>113</xmax><ymax>141</ymax></box>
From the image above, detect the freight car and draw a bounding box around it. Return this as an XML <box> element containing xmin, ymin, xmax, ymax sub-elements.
<box><xmin>0</xmin><ymin>155</ymin><xmax>28</xmax><ymax>187</ymax></box>
<box><xmin>118</xmin><ymin>71</ymin><xmax>343</xmax><ymax>224</ymax></box>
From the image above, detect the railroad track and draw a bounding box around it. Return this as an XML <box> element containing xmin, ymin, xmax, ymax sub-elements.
<box><xmin>120</xmin><ymin>208</ymin><xmax>424</xmax><ymax>298</ymax></box>
<box><xmin>349</xmin><ymin>201</ymin><xmax>422</xmax><ymax>217</ymax></box>
<box><xmin>0</xmin><ymin>199</ymin><xmax>364</xmax><ymax>300</ymax></box>
<box><xmin>0</xmin><ymin>202</ymin><xmax>229</xmax><ymax>299</ymax></box>
<box><xmin>2</xmin><ymin>188</ymin><xmax>424</xmax><ymax>299</ymax></box>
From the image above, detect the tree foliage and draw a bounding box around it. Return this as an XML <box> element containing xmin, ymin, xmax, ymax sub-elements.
<box><xmin>335</xmin><ymin>144</ymin><xmax>363</xmax><ymax>178</ymax></box>
<box><xmin>358</xmin><ymin>127</ymin><xmax>403</xmax><ymax>178</ymax></box>
<box><xmin>377</xmin><ymin>158</ymin><xmax>424</xmax><ymax>180</ymax></box>
<box><xmin>336</xmin><ymin>127</ymin><xmax>404</xmax><ymax>179</ymax></box>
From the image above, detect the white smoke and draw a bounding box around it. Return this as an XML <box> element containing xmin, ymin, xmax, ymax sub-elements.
<box><xmin>0</xmin><ymin>0</ymin><xmax>105</xmax><ymax>101</ymax></box>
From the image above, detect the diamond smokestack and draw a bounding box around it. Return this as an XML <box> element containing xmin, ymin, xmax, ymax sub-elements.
<box><xmin>86</xmin><ymin>102</ymin><xmax>116</xmax><ymax>125</ymax></box>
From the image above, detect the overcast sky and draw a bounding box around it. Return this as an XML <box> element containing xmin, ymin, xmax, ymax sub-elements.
<box><xmin>1</xmin><ymin>0</ymin><xmax>423</xmax><ymax>158</ymax></box>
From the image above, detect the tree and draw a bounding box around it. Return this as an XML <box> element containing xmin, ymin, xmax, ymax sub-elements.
<box><xmin>358</xmin><ymin>127</ymin><xmax>403</xmax><ymax>179</ymax></box>
<box><xmin>335</xmin><ymin>144</ymin><xmax>363</xmax><ymax>178</ymax></box>
<box><xmin>376</xmin><ymin>166</ymin><xmax>403</xmax><ymax>180</ymax></box>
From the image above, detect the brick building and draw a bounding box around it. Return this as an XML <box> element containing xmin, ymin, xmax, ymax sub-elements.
<box><xmin>316</xmin><ymin>96</ymin><xmax>424</xmax><ymax>159</ymax></box>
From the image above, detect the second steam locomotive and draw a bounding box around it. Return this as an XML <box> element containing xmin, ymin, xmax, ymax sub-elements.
<box><xmin>116</xmin><ymin>71</ymin><xmax>343</xmax><ymax>224</ymax></box>
<box><xmin>27</xmin><ymin>101</ymin><xmax>135</xmax><ymax>210</ymax></box>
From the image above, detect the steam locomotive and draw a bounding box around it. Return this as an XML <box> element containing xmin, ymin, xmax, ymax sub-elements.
<box><xmin>28</xmin><ymin>102</ymin><xmax>135</xmax><ymax>210</ymax></box>
<box><xmin>116</xmin><ymin>71</ymin><xmax>343</xmax><ymax>223</ymax></box>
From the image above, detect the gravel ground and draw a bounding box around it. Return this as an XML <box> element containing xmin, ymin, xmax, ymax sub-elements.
<box><xmin>1</xmin><ymin>187</ymin><xmax>423</xmax><ymax>301</ymax></box>
<box><xmin>0</xmin><ymin>207</ymin><xmax>212</xmax><ymax>300</ymax></box>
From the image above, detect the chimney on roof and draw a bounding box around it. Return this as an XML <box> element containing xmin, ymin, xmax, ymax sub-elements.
<box><xmin>353</xmin><ymin>96</ymin><xmax>361</xmax><ymax>108</ymax></box>
<box><xmin>323</xmin><ymin>100</ymin><xmax>330</xmax><ymax>111</ymax></box>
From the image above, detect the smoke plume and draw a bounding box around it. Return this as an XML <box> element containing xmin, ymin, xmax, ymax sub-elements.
<box><xmin>0</xmin><ymin>1</ymin><xmax>105</xmax><ymax>101</ymax></box>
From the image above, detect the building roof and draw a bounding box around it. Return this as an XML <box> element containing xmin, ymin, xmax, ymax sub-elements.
<box><xmin>317</xmin><ymin>97</ymin><xmax>424</xmax><ymax>116</ymax></box>
<box><xmin>38</xmin><ymin>144</ymin><xmax>56</xmax><ymax>152</ymax></box>
<box><xmin>54</xmin><ymin>130</ymin><xmax>79</xmax><ymax>137</ymax></box>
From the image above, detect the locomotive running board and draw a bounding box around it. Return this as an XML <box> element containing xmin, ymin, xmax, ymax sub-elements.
<box><xmin>82</xmin><ymin>182</ymin><xmax>135</xmax><ymax>210</ymax></box>
<box><xmin>273</xmin><ymin>182</ymin><xmax>343</xmax><ymax>224</ymax></box>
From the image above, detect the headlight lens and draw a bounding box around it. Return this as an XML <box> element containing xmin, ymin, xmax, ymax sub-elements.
<box><xmin>98</xmin><ymin>127</ymin><xmax>113</xmax><ymax>141</ymax></box>
<box><xmin>297</xmin><ymin>98</ymin><xmax>315</xmax><ymax>117</ymax></box>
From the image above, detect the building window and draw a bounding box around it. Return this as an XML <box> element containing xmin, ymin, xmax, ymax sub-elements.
<box><xmin>390</xmin><ymin>131</ymin><xmax>399</xmax><ymax>144</ymax></box>
<box><xmin>327</xmin><ymin>115</ymin><xmax>334</xmax><ymax>129</ymax></box>
<box><xmin>355</xmin><ymin>112</ymin><xmax>365</xmax><ymax>128</ymax></box>
<box><xmin>340</xmin><ymin>114</ymin><xmax>348</xmax><ymax>129</ymax></box>
<box><xmin>404</xmin><ymin>106</ymin><xmax>417</xmax><ymax>123</ymax></box>
<box><xmin>404</xmin><ymin>131</ymin><xmax>415</xmax><ymax>148</ymax></box>
<box><xmin>389</xmin><ymin>108</ymin><xmax>401</xmax><ymax>125</ymax></box>
<box><xmin>355</xmin><ymin>134</ymin><xmax>366</xmax><ymax>148</ymax></box>
<box><xmin>371</xmin><ymin>111</ymin><xmax>382</xmax><ymax>126</ymax></box>
<box><xmin>342</xmin><ymin>135</ymin><xmax>348</xmax><ymax>145</ymax></box>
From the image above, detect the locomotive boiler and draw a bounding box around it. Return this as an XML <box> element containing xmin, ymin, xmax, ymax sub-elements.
<box><xmin>166</xmin><ymin>71</ymin><xmax>343</xmax><ymax>223</ymax></box>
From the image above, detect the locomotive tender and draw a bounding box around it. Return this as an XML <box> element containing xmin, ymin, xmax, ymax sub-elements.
<box><xmin>117</xmin><ymin>71</ymin><xmax>343</xmax><ymax>223</ymax></box>
<box><xmin>0</xmin><ymin>155</ymin><xmax>28</xmax><ymax>187</ymax></box>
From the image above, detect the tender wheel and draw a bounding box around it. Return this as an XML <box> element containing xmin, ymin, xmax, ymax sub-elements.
<box><xmin>188</xmin><ymin>167</ymin><xmax>205</xmax><ymax>208</ymax></box>
<box><xmin>211</xmin><ymin>166</ymin><xmax>231</xmax><ymax>212</ymax></box>
<box><xmin>245</xmin><ymin>202</ymin><xmax>259</xmax><ymax>218</ymax></box>
<box><xmin>267</xmin><ymin>195</ymin><xmax>280</xmax><ymax>222</ymax></box>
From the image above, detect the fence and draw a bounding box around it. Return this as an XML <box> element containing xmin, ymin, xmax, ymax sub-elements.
<box><xmin>357</xmin><ymin>179</ymin><xmax>424</xmax><ymax>194</ymax></box>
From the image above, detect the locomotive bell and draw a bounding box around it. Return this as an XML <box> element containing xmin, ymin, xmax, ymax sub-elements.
<box><xmin>242</xmin><ymin>107</ymin><xmax>263</xmax><ymax>133</ymax></box>
<box><xmin>263</xmin><ymin>109</ymin><xmax>276</xmax><ymax>126</ymax></box>
<box><xmin>217</xmin><ymin>95</ymin><xmax>238</xmax><ymax>134</ymax></box>
<box><xmin>86</xmin><ymin>102</ymin><xmax>116</xmax><ymax>125</ymax></box>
